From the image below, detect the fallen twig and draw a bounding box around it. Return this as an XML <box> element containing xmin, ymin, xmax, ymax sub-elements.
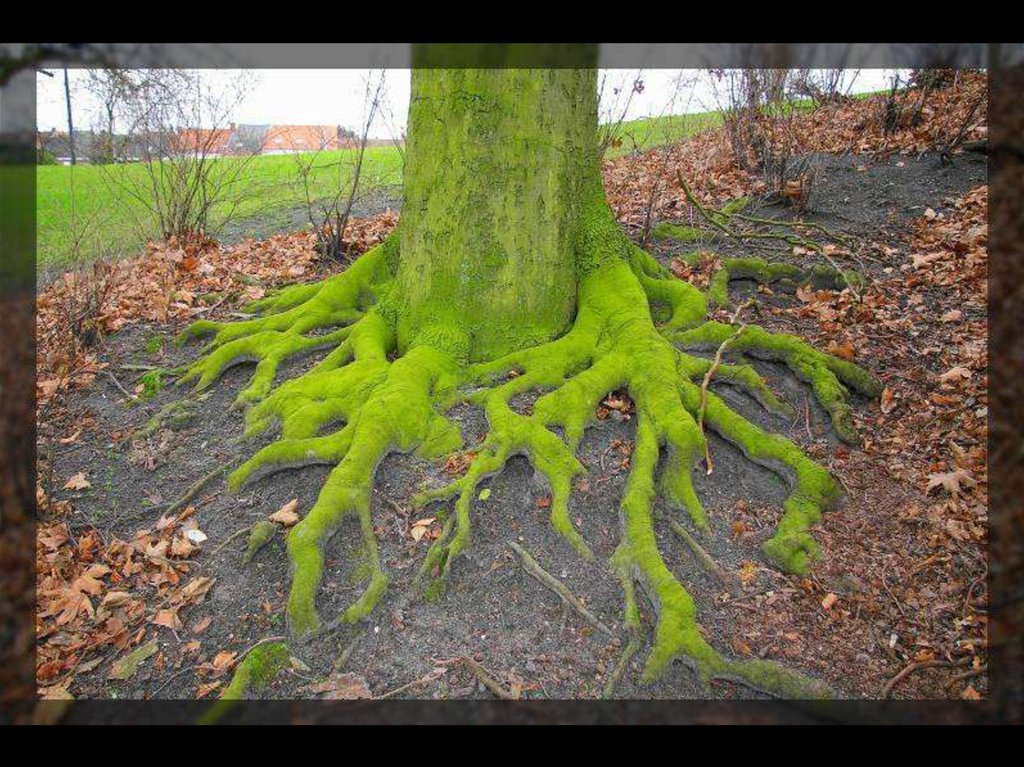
<box><xmin>461</xmin><ymin>656</ymin><xmax>514</xmax><ymax>700</ymax></box>
<box><xmin>209</xmin><ymin>525</ymin><xmax>252</xmax><ymax>559</ymax></box>
<box><xmin>508</xmin><ymin>541</ymin><xmax>614</xmax><ymax>636</ymax></box>
<box><xmin>162</xmin><ymin>461</ymin><xmax>232</xmax><ymax>517</ymax></box>
<box><xmin>375</xmin><ymin>668</ymin><xmax>446</xmax><ymax>700</ymax></box>
<box><xmin>100</xmin><ymin>369</ymin><xmax>138</xmax><ymax>402</ymax></box>
<box><xmin>882</xmin><ymin>656</ymin><xmax>971</xmax><ymax>698</ymax></box>
<box><xmin>667</xmin><ymin>518</ymin><xmax>742</xmax><ymax>596</ymax></box>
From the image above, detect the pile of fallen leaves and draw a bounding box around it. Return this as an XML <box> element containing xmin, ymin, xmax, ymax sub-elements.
<box><xmin>795</xmin><ymin>71</ymin><xmax>987</xmax><ymax>156</ymax></box>
<box><xmin>726</xmin><ymin>185</ymin><xmax>988</xmax><ymax>698</ymax></box>
<box><xmin>36</xmin><ymin>498</ymin><xmax>216</xmax><ymax>699</ymax></box>
<box><xmin>604</xmin><ymin>71</ymin><xmax>988</xmax><ymax>233</ymax></box>
<box><xmin>35</xmin><ymin>212</ymin><xmax>398</xmax><ymax>416</ymax></box>
<box><xmin>604</xmin><ymin>129</ymin><xmax>762</xmax><ymax>233</ymax></box>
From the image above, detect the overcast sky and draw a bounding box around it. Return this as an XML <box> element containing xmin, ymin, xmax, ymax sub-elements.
<box><xmin>37</xmin><ymin>69</ymin><xmax>899</xmax><ymax>138</ymax></box>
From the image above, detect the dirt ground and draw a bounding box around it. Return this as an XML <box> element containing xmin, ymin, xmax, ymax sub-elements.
<box><xmin>42</xmin><ymin>149</ymin><xmax>986</xmax><ymax>702</ymax></box>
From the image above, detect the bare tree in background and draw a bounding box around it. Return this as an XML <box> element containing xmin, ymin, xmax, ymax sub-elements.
<box><xmin>709</xmin><ymin>69</ymin><xmax>819</xmax><ymax>209</ymax></box>
<box><xmin>103</xmin><ymin>70</ymin><xmax>258</xmax><ymax>243</ymax></box>
<box><xmin>293</xmin><ymin>70</ymin><xmax>389</xmax><ymax>261</ymax></box>
<box><xmin>83</xmin><ymin>68</ymin><xmax>147</xmax><ymax>163</ymax></box>
<box><xmin>597</xmin><ymin>70</ymin><xmax>646</xmax><ymax>156</ymax></box>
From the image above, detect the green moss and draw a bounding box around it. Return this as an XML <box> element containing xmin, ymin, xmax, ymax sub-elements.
<box><xmin>674</xmin><ymin>319</ymin><xmax>880</xmax><ymax>444</ymax></box>
<box><xmin>198</xmin><ymin>642</ymin><xmax>291</xmax><ymax>724</ymax></box>
<box><xmin>138</xmin><ymin>369</ymin><xmax>165</xmax><ymax>401</ymax></box>
<box><xmin>391</xmin><ymin>68</ymin><xmax>602</xmax><ymax>362</ymax></box>
<box><xmin>706</xmin><ymin>257</ymin><xmax>865</xmax><ymax>310</ymax></box>
<box><xmin>653</xmin><ymin>221</ymin><xmax>704</xmax><ymax>242</ymax></box>
<box><xmin>718</xmin><ymin>197</ymin><xmax>750</xmax><ymax>216</ymax></box>
<box><xmin>136</xmin><ymin>397</ymin><xmax>200</xmax><ymax>439</ymax></box>
<box><xmin>243</xmin><ymin>521</ymin><xmax>277</xmax><ymax>564</ymax></box>
<box><xmin>144</xmin><ymin>334</ymin><xmax>164</xmax><ymax>355</ymax></box>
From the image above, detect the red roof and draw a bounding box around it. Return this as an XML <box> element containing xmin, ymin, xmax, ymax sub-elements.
<box><xmin>261</xmin><ymin>125</ymin><xmax>347</xmax><ymax>153</ymax></box>
<box><xmin>172</xmin><ymin>128</ymin><xmax>232</xmax><ymax>155</ymax></box>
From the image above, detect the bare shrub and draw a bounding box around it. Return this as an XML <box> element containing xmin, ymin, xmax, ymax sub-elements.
<box><xmin>293</xmin><ymin>70</ymin><xmax>392</xmax><ymax>261</ymax></box>
<box><xmin>710</xmin><ymin>69</ymin><xmax>812</xmax><ymax>206</ymax></box>
<box><xmin>102</xmin><ymin>70</ymin><xmax>258</xmax><ymax>244</ymax></box>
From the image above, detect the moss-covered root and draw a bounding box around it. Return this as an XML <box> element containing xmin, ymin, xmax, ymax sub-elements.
<box><xmin>613</xmin><ymin>413</ymin><xmax>830</xmax><ymax>698</ymax></box>
<box><xmin>176</xmin><ymin>241</ymin><xmax>395</xmax><ymax>406</ymax></box>
<box><xmin>680</xmin><ymin>382</ymin><xmax>839</xmax><ymax>575</ymax></box>
<box><xmin>706</xmin><ymin>257</ymin><xmax>864</xmax><ymax>309</ymax></box>
<box><xmin>284</xmin><ymin>343</ymin><xmax>463</xmax><ymax>640</ymax></box>
<box><xmin>197</xmin><ymin>641</ymin><xmax>291</xmax><ymax>724</ymax></box>
<box><xmin>672</xmin><ymin>320</ymin><xmax>882</xmax><ymax>444</ymax></box>
<box><xmin>629</xmin><ymin>246</ymin><xmax>707</xmax><ymax>331</ymax></box>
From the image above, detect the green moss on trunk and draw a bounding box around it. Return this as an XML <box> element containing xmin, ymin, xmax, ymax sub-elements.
<box><xmin>392</xmin><ymin>65</ymin><xmax>602</xmax><ymax>362</ymax></box>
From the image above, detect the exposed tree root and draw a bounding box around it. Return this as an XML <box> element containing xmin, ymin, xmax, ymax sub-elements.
<box><xmin>667</xmin><ymin>519</ymin><xmax>742</xmax><ymax>597</ymax></box>
<box><xmin>509</xmin><ymin>541</ymin><xmax>614</xmax><ymax>636</ymax></box>
<box><xmin>180</xmin><ymin>222</ymin><xmax>880</xmax><ymax>699</ymax></box>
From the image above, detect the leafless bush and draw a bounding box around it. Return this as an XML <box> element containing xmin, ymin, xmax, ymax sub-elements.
<box><xmin>792</xmin><ymin>69</ymin><xmax>860</xmax><ymax>108</ymax></box>
<box><xmin>55</xmin><ymin>260</ymin><xmax>114</xmax><ymax>350</ymax></box>
<box><xmin>710</xmin><ymin>69</ymin><xmax>812</xmax><ymax>206</ymax></box>
<box><xmin>293</xmin><ymin>71</ymin><xmax>390</xmax><ymax>261</ymax></box>
<box><xmin>101</xmin><ymin>70</ymin><xmax>258</xmax><ymax>243</ymax></box>
<box><xmin>879</xmin><ymin>69</ymin><xmax>944</xmax><ymax>137</ymax></box>
<box><xmin>598</xmin><ymin>71</ymin><xmax>646</xmax><ymax>156</ymax></box>
<box><xmin>41</xmin><ymin>187</ymin><xmax>117</xmax><ymax>361</ymax></box>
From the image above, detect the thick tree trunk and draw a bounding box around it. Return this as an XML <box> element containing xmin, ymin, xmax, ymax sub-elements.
<box><xmin>394</xmin><ymin>63</ymin><xmax>603</xmax><ymax>361</ymax></box>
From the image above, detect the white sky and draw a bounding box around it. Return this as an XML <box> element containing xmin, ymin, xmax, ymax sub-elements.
<box><xmin>37</xmin><ymin>69</ymin><xmax>901</xmax><ymax>139</ymax></box>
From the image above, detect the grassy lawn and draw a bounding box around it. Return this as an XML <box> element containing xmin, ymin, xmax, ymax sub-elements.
<box><xmin>37</xmin><ymin>112</ymin><xmax>713</xmax><ymax>273</ymax></box>
<box><xmin>36</xmin><ymin>146</ymin><xmax>403</xmax><ymax>274</ymax></box>
<box><xmin>603</xmin><ymin>110</ymin><xmax>724</xmax><ymax>157</ymax></box>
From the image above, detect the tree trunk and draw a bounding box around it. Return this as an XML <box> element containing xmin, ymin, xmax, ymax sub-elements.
<box><xmin>394</xmin><ymin>57</ymin><xmax>602</xmax><ymax>361</ymax></box>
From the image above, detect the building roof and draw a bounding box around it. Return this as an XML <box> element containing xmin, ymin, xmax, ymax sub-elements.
<box><xmin>261</xmin><ymin>125</ymin><xmax>345</xmax><ymax>152</ymax></box>
<box><xmin>171</xmin><ymin>128</ymin><xmax>233</xmax><ymax>155</ymax></box>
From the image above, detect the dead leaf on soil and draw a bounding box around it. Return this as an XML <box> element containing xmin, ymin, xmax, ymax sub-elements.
<box><xmin>63</xmin><ymin>472</ymin><xmax>91</xmax><ymax>491</ymax></box>
<box><xmin>926</xmin><ymin>468</ymin><xmax>977</xmax><ymax>497</ymax></box>
<box><xmin>880</xmin><ymin>387</ymin><xmax>897</xmax><ymax>415</ymax></box>
<box><xmin>307</xmin><ymin>672</ymin><xmax>373</xmax><ymax>700</ymax></box>
<box><xmin>270</xmin><ymin>499</ymin><xmax>300</xmax><ymax>526</ymax></box>
<box><xmin>108</xmin><ymin>638</ymin><xmax>159</xmax><ymax>680</ymax></box>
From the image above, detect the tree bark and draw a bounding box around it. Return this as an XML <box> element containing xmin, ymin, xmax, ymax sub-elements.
<box><xmin>394</xmin><ymin>55</ymin><xmax>603</xmax><ymax>361</ymax></box>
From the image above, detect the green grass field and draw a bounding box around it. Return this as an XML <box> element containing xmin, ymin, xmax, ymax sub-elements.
<box><xmin>35</xmin><ymin>109</ymin><xmax>723</xmax><ymax>274</ymax></box>
<box><xmin>36</xmin><ymin>146</ymin><xmax>404</xmax><ymax>274</ymax></box>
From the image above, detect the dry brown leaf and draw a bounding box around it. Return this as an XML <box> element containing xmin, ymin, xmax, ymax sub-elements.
<box><xmin>63</xmin><ymin>472</ymin><xmax>91</xmax><ymax>491</ymax></box>
<box><xmin>926</xmin><ymin>468</ymin><xmax>977</xmax><ymax>497</ymax></box>
<box><xmin>152</xmin><ymin>608</ymin><xmax>182</xmax><ymax>631</ymax></box>
<box><xmin>270</xmin><ymin>499</ymin><xmax>300</xmax><ymax>527</ymax></box>
<box><xmin>307</xmin><ymin>672</ymin><xmax>372</xmax><ymax>700</ymax></box>
<box><xmin>880</xmin><ymin>387</ymin><xmax>897</xmax><ymax>415</ymax></box>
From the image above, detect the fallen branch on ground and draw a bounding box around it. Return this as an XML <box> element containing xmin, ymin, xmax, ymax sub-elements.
<box><xmin>509</xmin><ymin>541</ymin><xmax>614</xmax><ymax>636</ymax></box>
<box><xmin>162</xmin><ymin>460</ymin><xmax>232</xmax><ymax>517</ymax></box>
<box><xmin>882</xmin><ymin>656</ymin><xmax>971</xmax><ymax>698</ymax></box>
<box><xmin>667</xmin><ymin>518</ymin><xmax>743</xmax><ymax>596</ymax></box>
